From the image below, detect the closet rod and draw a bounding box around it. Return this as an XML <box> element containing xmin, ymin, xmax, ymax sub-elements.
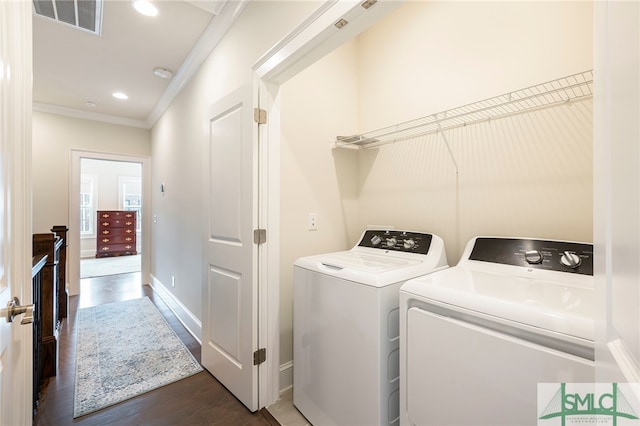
<box><xmin>333</xmin><ymin>70</ymin><xmax>593</xmax><ymax>150</ymax></box>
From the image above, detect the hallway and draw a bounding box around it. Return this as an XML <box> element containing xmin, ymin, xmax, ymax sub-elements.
<box><xmin>33</xmin><ymin>273</ymin><xmax>278</xmax><ymax>426</ymax></box>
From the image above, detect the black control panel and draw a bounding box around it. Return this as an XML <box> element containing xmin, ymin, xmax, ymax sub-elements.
<box><xmin>358</xmin><ymin>230</ymin><xmax>433</xmax><ymax>255</ymax></box>
<box><xmin>469</xmin><ymin>237</ymin><xmax>593</xmax><ymax>276</ymax></box>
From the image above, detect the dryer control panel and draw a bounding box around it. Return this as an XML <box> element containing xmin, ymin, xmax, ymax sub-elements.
<box><xmin>358</xmin><ymin>230</ymin><xmax>433</xmax><ymax>255</ymax></box>
<box><xmin>469</xmin><ymin>237</ymin><xmax>593</xmax><ymax>275</ymax></box>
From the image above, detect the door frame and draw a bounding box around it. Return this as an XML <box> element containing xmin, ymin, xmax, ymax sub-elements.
<box><xmin>252</xmin><ymin>0</ymin><xmax>403</xmax><ymax>407</ymax></box>
<box><xmin>68</xmin><ymin>150</ymin><xmax>151</xmax><ymax>295</ymax></box>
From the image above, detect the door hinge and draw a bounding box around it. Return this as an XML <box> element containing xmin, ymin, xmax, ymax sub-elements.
<box><xmin>253</xmin><ymin>348</ymin><xmax>266</xmax><ymax>365</ymax></box>
<box><xmin>253</xmin><ymin>108</ymin><xmax>267</xmax><ymax>125</ymax></box>
<box><xmin>253</xmin><ymin>229</ymin><xmax>266</xmax><ymax>244</ymax></box>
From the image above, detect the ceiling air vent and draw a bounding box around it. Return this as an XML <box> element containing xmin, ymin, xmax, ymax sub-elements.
<box><xmin>33</xmin><ymin>0</ymin><xmax>103</xmax><ymax>35</ymax></box>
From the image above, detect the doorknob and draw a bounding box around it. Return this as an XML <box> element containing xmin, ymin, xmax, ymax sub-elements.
<box><xmin>1</xmin><ymin>297</ymin><xmax>34</xmax><ymax>324</ymax></box>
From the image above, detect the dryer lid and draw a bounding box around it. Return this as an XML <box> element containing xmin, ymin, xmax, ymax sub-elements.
<box><xmin>401</xmin><ymin>267</ymin><xmax>595</xmax><ymax>342</ymax></box>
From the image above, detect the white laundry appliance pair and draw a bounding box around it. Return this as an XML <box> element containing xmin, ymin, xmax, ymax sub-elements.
<box><xmin>293</xmin><ymin>229</ymin><xmax>448</xmax><ymax>426</ymax></box>
<box><xmin>399</xmin><ymin>236</ymin><xmax>596</xmax><ymax>426</ymax></box>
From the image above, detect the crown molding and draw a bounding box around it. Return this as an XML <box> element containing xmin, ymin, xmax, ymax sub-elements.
<box><xmin>145</xmin><ymin>0</ymin><xmax>249</xmax><ymax>127</ymax></box>
<box><xmin>33</xmin><ymin>102</ymin><xmax>149</xmax><ymax>129</ymax></box>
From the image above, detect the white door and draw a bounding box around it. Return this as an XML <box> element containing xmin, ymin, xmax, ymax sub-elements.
<box><xmin>0</xmin><ymin>1</ymin><xmax>34</xmax><ymax>424</ymax></box>
<box><xmin>202</xmin><ymin>85</ymin><xmax>260</xmax><ymax>411</ymax></box>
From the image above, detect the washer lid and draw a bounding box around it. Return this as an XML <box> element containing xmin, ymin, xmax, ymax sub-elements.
<box><xmin>313</xmin><ymin>250</ymin><xmax>421</xmax><ymax>272</ymax></box>
<box><xmin>295</xmin><ymin>250</ymin><xmax>445</xmax><ymax>287</ymax></box>
<box><xmin>401</xmin><ymin>267</ymin><xmax>595</xmax><ymax>341</ymax></box>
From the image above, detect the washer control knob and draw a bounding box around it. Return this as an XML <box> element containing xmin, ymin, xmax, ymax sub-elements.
<box><xmin>386</xmin><ymin>237</ymin><xmax>397</xmax><ymax>248</ymax></box>
<box><xmin>524</xmin><ymin>250</ymin><xmax>543</xmax><ymax>264</ymax></box>
<box><xmin>403</xmin><ymin>239</ymin><xmax>416</xmax><ymax>249</ymax></box>
<box><xmin>370</xmin><ymin>235</ymin><xmax>382</xmax><ymax>246</ymax></box>
<box><xmin>560</xmin><ymin>251</ymin><xmax>581</xmax><ymax>268</ymax></box>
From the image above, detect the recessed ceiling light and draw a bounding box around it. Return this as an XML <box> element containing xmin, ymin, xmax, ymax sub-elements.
<box><xmin>153</xmin><ymin>67</ymin><xmax>173</xmax><ymax>79</ymax></box>
<box><xmin>112</xmin><ymin>92</ymin><xmax>129</xmax><ymax>100</ymax></box>
<box><xmin>85</xmin><ymin>100</ymin><xmax>97</xmax><ymax>108</ymax></box>
<box><xmin>132</xmin><ymin>0</ymin><xmax>158</xmax><ymax>17</ymax></box>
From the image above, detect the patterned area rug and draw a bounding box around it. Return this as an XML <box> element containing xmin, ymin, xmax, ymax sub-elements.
<box><xmin>74</xmin><ymin>297</ymin><xmax>203</xmax><ymax>417</ymax></box>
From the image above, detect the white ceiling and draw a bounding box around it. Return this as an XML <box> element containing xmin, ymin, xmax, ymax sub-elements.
<box><xmin>32</xmin><ymin>1</ymin><xmax>228</xmax><ymax>128</ymax></box>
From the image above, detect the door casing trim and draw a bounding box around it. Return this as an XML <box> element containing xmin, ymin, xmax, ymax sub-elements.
<box><xmin>68</xmin><ymin>150</ymin><xmax>151</xmax><ymax>295</ymax></box>
<box><xmin>252</xmin><ymin>0</ymin><xmax>404</xmax><ymax>408</ymax></box>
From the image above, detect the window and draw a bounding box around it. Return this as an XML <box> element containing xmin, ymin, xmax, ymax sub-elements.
<box><xmin>119</xmin><ymin>176</ymin><xmax>142</xmax><ymax>232</ymax></box>
<box><xmin>80</xmin><ymin>175</ymin><xmax>97</xmax><ymax>235</ymax></box>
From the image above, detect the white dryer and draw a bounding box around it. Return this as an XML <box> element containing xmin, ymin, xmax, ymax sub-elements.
<box><xmin>294</xmin><ymin>229</ymin><xmax>448</xmax><ymax>426</ymax></box>
<box><xmin>399</xmin><ymin>237</ymin><xmax>595</xmax><ymax>426</ymax></box>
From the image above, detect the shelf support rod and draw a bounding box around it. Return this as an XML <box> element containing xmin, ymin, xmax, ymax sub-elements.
<box><xmin>437</xmin><ymin>120</ymin><xmax>459</xmax><ymax>174</ymax></box>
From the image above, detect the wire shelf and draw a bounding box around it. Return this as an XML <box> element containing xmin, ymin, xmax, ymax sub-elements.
<box><xmin>333</xmin><ymin>70</ymin><xmax>594</xmax><ymax>149</ymax></box>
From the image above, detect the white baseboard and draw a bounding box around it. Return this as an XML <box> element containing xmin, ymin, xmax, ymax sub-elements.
<box><xmin>150</xmin><ymin>273</ymin><xmax>293</xmax><ymax>394</ymax></box>
<box><xmin>80</xmin><ymin>249</ymin><xmax>95</xmax><ymax>258</ymax></box>
<box><xmin>279</xmin><ymin>360</ymin><xmax>293</xmax><ymax>392</ymax></box>
<box><xmin>149</xmin><ymin>274</ymin><xmax>202</xmax><ymax>344</ymax></box>
<box><xmin>608</xmin><ymin>338</ymin><xmax>640</xmax><ymax>402</ymax></box>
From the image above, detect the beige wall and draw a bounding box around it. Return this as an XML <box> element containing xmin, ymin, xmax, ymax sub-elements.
<box><xmin>279</xmin><ymin>1</ymin><xmax>593</xmax><ymax>370</ymax></box>
<box><xmin>279</xmin><ymin>37</ymin><xmax>360</xmax><ymax>368</ymax></box>
<box><xmin>32</xmin><ymin>111</ymin><xmax>150</xmax><ymax>234</ymax></box>
<box><xmin>354</xmin><ymin>1</ymin><xmax>594</xmax><ymax>261</ymax></box>
<box><xmin>150</xmin><ymin>1</ymin><xmax>322</xmax><ymax>321</ymax></box>
<box><xmin>357</xmin><ymin>1</ymin><xmax>593</xmax><ymax>132</ymax></box>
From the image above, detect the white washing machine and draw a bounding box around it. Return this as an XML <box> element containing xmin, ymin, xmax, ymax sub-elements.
<box><xmin>399</xmin><ymin>236</ymin><xmax>595</xmax><ymax>426</ymax></box>
<box><xmin>294</xmin><ymin>229</ymin><xmax>448</xmax><ymax>426</ymax></box>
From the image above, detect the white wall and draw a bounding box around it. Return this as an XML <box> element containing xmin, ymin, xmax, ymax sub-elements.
<box><xmin>32</xmin><ymin>111</ymin><xmax>151</xmax><ymax>233</ymax></box>
<box><xmin>279</xmin><ymin>0</ymin><xmax>593</xmax><ymax>376</ymax></box>
<box><xmin>150</xmin><ymin>1</ymin><xmax>322</xmax><ymax>324</ymax></box>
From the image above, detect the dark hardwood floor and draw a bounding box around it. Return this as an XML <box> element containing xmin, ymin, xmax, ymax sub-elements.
<box><xmin>33</xmin><ymin>272</ymin><xmax>278</xmax><ymax>426</ymax></box>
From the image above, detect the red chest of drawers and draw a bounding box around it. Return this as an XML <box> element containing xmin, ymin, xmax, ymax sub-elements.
<box><xmin>96</xmin><ymin>210</ymin><xmax>137</xmax><ymax>258</ymax></box>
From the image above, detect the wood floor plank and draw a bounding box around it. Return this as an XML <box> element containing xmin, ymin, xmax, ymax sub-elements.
<box><xmin>33</xmin><ymin>273</ymin><xmax>272</xmax><ymax>426</ymax></box>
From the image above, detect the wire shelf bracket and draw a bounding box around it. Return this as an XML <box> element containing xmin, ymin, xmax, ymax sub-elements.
<box><xmin>333</xmin><ymin>70</ymin><xmax>594</xmax><ymax>150</ymax></box>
